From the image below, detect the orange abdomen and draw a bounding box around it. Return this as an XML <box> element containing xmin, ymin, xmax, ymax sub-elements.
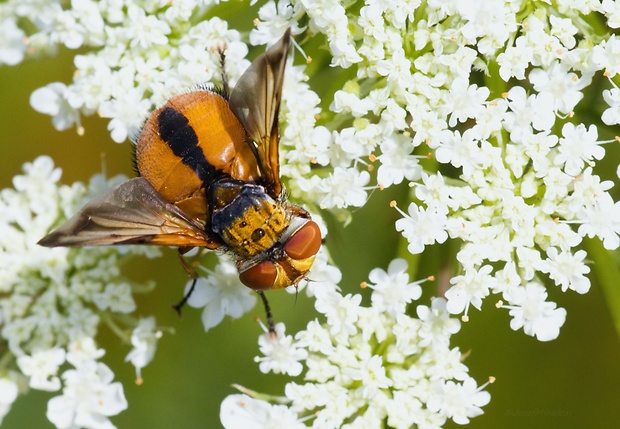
<box><xmin>136</xmin><ymin>90</ymin><xmax>260</xmax><ymax>203</ymax></box>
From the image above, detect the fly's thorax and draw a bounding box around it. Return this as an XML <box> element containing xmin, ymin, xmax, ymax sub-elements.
<box><xmin>209</xmin><ymin>180</ymin><xmax>288</xmax><ymax>258</ymax></box>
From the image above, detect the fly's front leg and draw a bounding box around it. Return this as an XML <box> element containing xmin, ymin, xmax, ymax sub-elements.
<box><xmin>172</xmin><ymin>248</ymin><xmax>199</xmax><ymax>316</ymax></box>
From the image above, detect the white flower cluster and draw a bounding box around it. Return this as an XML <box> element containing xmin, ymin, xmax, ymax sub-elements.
<box><xmin>22</xmin><ymin>338</ymin><xmax>127</xmax><ymax>429</ymax></box>
<box><xmin>0</xmin><ymin>156</ymin><xmax>162</xmax><ymax>426</ymax></box>
<box><xmin>222</xmin><ymin>259</ymin><xmax>492</xmax><ymax>428</ymax></box>
<box><xmin>1</xmin><ymin>0</ymin><xmax>250</xmax><ymax>142</ymax></box>
<box><xmin>249</xmin><ymin>0</ymin><xmax>620</xmax><ymax>340</ymax></box>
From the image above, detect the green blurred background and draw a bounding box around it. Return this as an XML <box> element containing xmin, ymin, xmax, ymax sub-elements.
<box><xmin>2</xmin><ymin>10</ymin><xmax>620</xmax><ymax>429</ymax></box>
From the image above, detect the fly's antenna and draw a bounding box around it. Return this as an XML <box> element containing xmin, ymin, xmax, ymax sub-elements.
<box><xmin>218</xmin><ymin>45</ymin><xmax>230</xmax><ymax>98</ymax></box>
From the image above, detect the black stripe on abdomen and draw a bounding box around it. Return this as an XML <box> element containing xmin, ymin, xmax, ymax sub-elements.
<box><xmin>158</xmin><ymin>107</ymin><xmax>219</xmax><ymax>184</ymax></box>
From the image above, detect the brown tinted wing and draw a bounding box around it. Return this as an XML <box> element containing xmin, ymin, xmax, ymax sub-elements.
<box><xmin>229</xmin><ymin>28</ymin><xmax>291</xmax><ymax>197</ymax></box>
<box><xmin>38</xmin><ymin>177</ymin><xmax>220</xmax><ymax>249</ymax></box>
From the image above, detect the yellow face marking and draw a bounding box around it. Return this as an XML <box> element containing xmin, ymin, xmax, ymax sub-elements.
<box><xmin>270</xmin><ymin>254</ymin><xmax>317</xmax><ymax>289</ymax></box>
<box><xmin>220</xmin><ymin>201</ymin><xmax>288</xmax><ymax>258</ymax></box>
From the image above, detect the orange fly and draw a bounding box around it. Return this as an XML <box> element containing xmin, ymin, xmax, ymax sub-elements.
<box><xmin>38</xmin><ymin>29</ymin><xmax>322</xmax><ymax>326</ymax></box>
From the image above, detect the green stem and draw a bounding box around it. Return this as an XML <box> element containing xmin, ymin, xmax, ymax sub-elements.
<box><xmin>584</xmin><ymin>237</ymin><xmax>620</xmax><ymax>339</ymax></box>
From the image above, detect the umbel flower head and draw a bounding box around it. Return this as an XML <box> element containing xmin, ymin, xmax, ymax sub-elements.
<box><xmin>223</xmin><ymin>260</ymin><xmax>492</xmax><ymax>428</ymax></box>
<box><xmin>0</xmin><ymin>156</ymin><xmax>164</xmax><ymax>426</ymax></box>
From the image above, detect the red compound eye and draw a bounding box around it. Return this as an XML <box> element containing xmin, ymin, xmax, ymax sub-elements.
<box><xmin>284</xmin><ymin>221</ymin><xmax>321</xmax><ymax>260</ymax></box>
<box><xmin>239</xmin><ymin>261</ymin><xmax>277</xmax><ymax>290</ymax></box>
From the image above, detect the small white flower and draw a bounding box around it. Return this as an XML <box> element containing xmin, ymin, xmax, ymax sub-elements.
<box><xmin>125</xmin><ymin>317</ymin><xmax>162</xmax><ymax>381</ymax></box>
<box><xmin>394</xmin><ymin>202</ymin><xmax>449</xmax><ymax>254</ymax></box>
<box><xmin>503</xmin><ymin>86</ymin><xmax>556</xmax><ymax>143</ymax></box>
<box><xmin>427</xmin><ymin>377</ymin><xmax>491</xmax><ymax>425</ymax></box>
<box><xmin>98</xmin><ymin>88</ymin><xmax>152</xmax><ymax>143</ymax></box>
<box><xmin>17</xmin><ymin>348</ymin><xmax>66</xmax><ymax>392</ymax></box>
<box><xmin>416</xmin><ymin>298</ymin><xmax>461</xmax><ymax>348</ymax></box>
<box><xmin>592</xmin><ymin>35</ymin><xmax>620</xmax><ymax>77</ymax></box>
<box><xmin>445</xmin><ymin>265</ymin><xmax>495</xmax><ymax>318</ymax></box>
<box><xmin>0</xmin><ymin>19</ymin><xmax>26</xmax><ymax>65</ymax></box>
<box><xmin>331</xmin><ymin>90</ymin><xmax>375</xmax><ymax>118</ymax></box>
<box><xmin>376</xmin><ymin>135</ymin><xmax>422</xmax><ymax>187</ymax></box>
<box><xmin>549</xmin><ymin>15</ymin><xmax>578</xmax><ymax>49</ymax></box>
<box><xmin>66</xmin><ymin>337</ymin><xmax>105</xmax><ymax>368</ymax></box>
<box><xmin>497</xmin><ymin>36</ymin><xmax>533</xmax><ymax>81</ymax></box>
<box><xmin>536</xmin><ymin>248</ymin><xmax>591</xmax><ymax>294</ymax></box>
<box><xmin>504</xmin><ymin>282</ymin><xmax>567</xmax><ymax>341</ymax></box>
<box><xmin>126</xmin><ymin>5</ymin><xmax>171</xmax><ymax>49</ymax></box>
<box><xmin>185</xmin><ymin>257</ymin><xmax>257</xmax><ymax>332</ymax></box>
<box><xmin>554</xmin><ymin>123</ymin><xmax>603</xmax><ymax>176</ymax></box>
<box><xmin>314</xmin><ymin>289</ymin><xmax>362</xmax><ymax>341</ymax></box>
<box><xmin>445</xmin><ymin>78</ymin><xmax>490</xmax><ymax>127</ymax></box>
<box><xmin>576</xmin><ymin>193</ymin><xmax>620</xmax><ymax>250</ymax></box>
<box><xmin>46</xmin><ymin>359</ymin><xmax>127</xmax><ymax>429</ymax></box>
<box><xmin>346</xmin><ymin>354</ymin><xmax>393</xmax><ymax>399</ymax></box>
<box><xmin>250</xmin><ymin>0</ymin><xmax>303</xmax><ymax>46</ymax></box>
<box><xmin>220</xmin><ymin>394</ymin><xmax>305</xmax><ymax>429</ymax></box>
<box><xmin>366</xmin><ymin>258</ymin><xmax>422</xmax><ymax>317</ymax></box>
<box><xmin>602</xmin><ymin>0</ymin><xmax>620</xmax><ymax>28</ymax></box>
<box><xmin>0</xmin><ymin>377</ymin><xmax>19</xmax><ymax>425</ymax></box>
<box><xmin>255</xmin><ymin>323</ymin><xmax>307</xmax><ymax>377</ymax></box>
<box><xmin>529</xmin><ymin>62</ymin><xmax>590</xmax><ymax>114</ymax></box>
<box><xmin>316</xmin><ymin>168</ymin><xmax>370</xmax><ymax>209</ymax></box>
<box><xmin>30</xmin><ymin>83</ymin><xmax>81</xmax><ymax>132</ymax></box>
<box><xmin>433</xmin><ymin>129</ymin><xmax>485</xmax><ymax>176</ymax></box>
<box><xmin>602</xmin><ymin>87</ymin><xmax>620</xmax><ymax>125</ymax></box>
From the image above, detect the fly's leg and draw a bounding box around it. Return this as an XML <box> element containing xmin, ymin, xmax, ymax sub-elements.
<box><xmin>172</xmin><ymin>250</ymin><xmax>199</xmax><ymax>316</ymax></box>
<box><xmin>257</xmin><ymin>291</ymin><xmax>276</xmax><ymax>335</ymax></box>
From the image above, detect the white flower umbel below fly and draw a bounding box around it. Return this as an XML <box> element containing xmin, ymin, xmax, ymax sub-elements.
<box><xmin>231</xmin><ymin>259</ymin><xmax>492</xmax><ymax>428</ymax></box>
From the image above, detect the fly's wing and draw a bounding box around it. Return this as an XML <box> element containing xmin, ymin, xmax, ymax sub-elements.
<box><xmin>228</xmin><ymin>28</ymin><xmax>291</xmax><ymax>198</ymax></box>
<box><xmin>38</xmin><ymin>177</ymin><xmax>220</xmax><ymax>249</ymax></box>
